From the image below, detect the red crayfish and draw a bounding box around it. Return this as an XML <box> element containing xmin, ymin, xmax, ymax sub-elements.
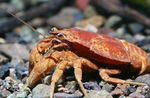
<box><xmin>27</xmin><ymin>28</ymin><xmax>150</xmax><ymax>98</ymax></box>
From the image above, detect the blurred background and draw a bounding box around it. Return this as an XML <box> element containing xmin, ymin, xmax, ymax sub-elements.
<box><xmin>0</xmin><ymin>0</ymin><xmax>150</xmax><ymax>98</ymax></box>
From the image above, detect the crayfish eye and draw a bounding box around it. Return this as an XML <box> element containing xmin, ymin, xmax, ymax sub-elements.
<box><xmin>56</xmin><ymin>33</ymin><xmax>64</xmax><ymax>38</ymax></box>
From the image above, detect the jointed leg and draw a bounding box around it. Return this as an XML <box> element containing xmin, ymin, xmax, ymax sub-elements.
<box><xmin>73</xmin><ymin>59</ymin><xmax>87</xmax><ymax>96</ymax></box>
<box><xmin>99</xmin><ymin>69</ymin><xmax>146</xmax><ymax>85</ymax></box>
<box><xmin>50</xmin><ymin>61</ymin><xmax>68</xmax><ymax>98</ymax></box>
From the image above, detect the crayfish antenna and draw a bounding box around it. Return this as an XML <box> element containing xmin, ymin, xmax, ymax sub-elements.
<box><xmin>7</xmin><ymin>11</ymin><xmax>46</xmax><ymax>38</ymax></box>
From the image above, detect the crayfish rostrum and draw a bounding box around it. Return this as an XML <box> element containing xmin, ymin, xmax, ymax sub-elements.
<box><xmin>27</xmin><ymin>28</ymin><xmax>150</xmax><ymax>98</ymax></box>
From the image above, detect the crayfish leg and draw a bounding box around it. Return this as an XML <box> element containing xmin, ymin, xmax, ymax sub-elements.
<box><xmin>73</xmin><ymin>59</ymin><xmax>87</xmax><ymax>96</ymax></box>
<box><xmin>99</xmin><ymin>69</ymin><xmax>147</xmax><ymax>86</ymax></box>
<box><xmin>50</xmin><ymin>61</ymin><xmax>68</xmax><ymax>98</ymax></box>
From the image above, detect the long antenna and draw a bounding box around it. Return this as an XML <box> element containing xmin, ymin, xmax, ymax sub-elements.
<box><xmin>7</xmin><ymin>11</ymin><xmax>46</xmax><ymax>38</ymax></box>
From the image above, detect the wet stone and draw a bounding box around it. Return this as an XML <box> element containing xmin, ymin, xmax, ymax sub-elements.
<box><xmin>135</xmin><ymin>74</ymin><xmax>150</xmax><ymax>86</ymax></box>
<box><xmin>99</xmin><ymin>82</ymin><xmax>114</xmax><ymax>92</ymax></box>
<box><xmin>128</xmin><ymin>23</ymin><xmax>144</xmax><ymax>34</ymax></box>
<box><xmin>15</xmin><ymin>66</ymin><xmax>28</xmax><ymax>79</ymax></box>
<box><xmin>0</xmin><ymin>43</ymin><xmax>29</xmax><ymax>60</ymax></box>
<box><xmin>83</xmin><ymin>81</ymin><xmax>101</xmax><ymax>90</ymax></box>
<box><xmin>127</xmin><ymin>86</ymin><xmax>136</xmax><ymax>94</ymax></box>
<box><xmin>136</xmin><ymin>86</ymin><xmax>149</xmax><ymax>95</ymax></box>
<box><xmin>142</xmin><ymin>44</ymin><xmax>150</xmax><ymax>52</ymax></box>
<box><xmin>135</xmin><ymin>36</ymin><xmax>150</xmax><ymax>47</ymax></box>
<box><xmin>111</xmin><ymin>84</ymin><xmax>128</xmax><ymax>97</ymax></box>
<box><xmin>0</xmin><ymin>89</ymin><xmax>11</xmax><ymax>98</ymax></box>
<box><xmin>129</xmin><ymin>92</ymin><xmax>145</xmax><ymax>98</ymax></box>
<box><xmin>54</xmin><ymin>93</ymin><xmax>82</xmax><ymax>98</ymax></box>
<box><xmin>48</xmin><ymin>7</ymin><xmax>83</xmax><ymax>28</ymax></box>
<box><xmin>65</xmin><ymin>81</ymin><xmax>77</xmax><ymax>93</ymax></box>
<box><xmin>104</xmin><ymin>15</ymin><xmax>122</xmax><ymax>28</ymax></box>
<box><xmin>0</xmin><ymin>53</ymin><xmax>8</xmax><ymax>64</ymax></box>
<box><xmin>0</xmin><ymin>64</ymin><xmax>9</xmax><ymax>79</ymax></box>
<box><xmin>84</xmin><ymin>90</ymin><xmax>113</xmax><ymax>98</ymax></box>
<box><xmin>32</xmin><ymin>84</ymin><xmax>51</xmax><ymax>98</ymax></box>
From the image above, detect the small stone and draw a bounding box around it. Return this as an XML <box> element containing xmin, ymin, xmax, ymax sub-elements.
<box><xmin>15</xmin><ymin>66</ymin><xmax>28</xmax><ymax>79</ymax></box>
<box><xmin>54</xmin><ymin>92</ymin><xmax>81</xmax><ymax>98</ymax></box>
<box><xmin>83</xmin><ymin>24</ymin><xmax>98</xmax><ymax>32</ymax></box>
<box><xmin>83</xmin><ymin>6</ymin><xmax>97</xmax><ymax>18</ymax></box>
<box><xmin>116</xmin><ymin>25</ymin><xmax>127</xmax><ymax>38</ymax></box>
<box><xmin>17</xmin><ymin>25</ymin><xmax>39</xmax><ymax>43</ymax></box>
<box><xmin>0</xmin><ymin>89</ymin><xmax>11</xmax><ymax>97</ymax></box>
<box><xmin>0</xmin><ymin>64</ymin><xmax>9</xmax><ymax>79</ymax></box>
<box><xmin>111</xmin><ymin>84</ymin><xmax>128</xmax><ymax>97</ymax></box>
<box><xmin>128</xmin><ymin>23</ymin><xmax>144</xmax><ymax>34</ymax></box>
<box><xmin>32</xmin><ymin>84</ymin><xmax>51</xmax><ymax>98</ymax></box>
<box><xmin>136</xmin><ymin>86</ymin><xmax>149</xmax><ymax>95</ymax></box>
<box><xmin>10</xmin><ymin>0</ymin><xmax>25</xmax><ymax>10</ymax></box>
<box><xmin>129</xmin><ymin>92</ymin><xmax>145</xmax><ymax>98</ymax></box>
<box><xmin>0</xmin><ymin>43</ymin><xmax>29</xmax><ymax>60</ymax></box>
<box><xmin>48</xmin><ymin>7</ymin><xmax>83</xmax><ymax>28</ymax></box>
<box><xmin>75</xmin><ymin>15</ymin><xmax>104</xmax><ymax>28</ymax></box>
<box><xmin>83</xmin><ymin>81</ymin><xmax>101</xmax><ymax>90</ymax></box>
<box><xmin>133</xmin><ymin>34</ymin><xmax>145</xmax><ymax>42</ymax></box>
<box><xmin>100</xmin><ymin>82</ymin><xmax>114</xmax><ymax>92</ymax></box>
<box><xmin>135</xmin><ymin>36</ymin><xmax>150</xmax><ymax>47</ymax></box>
<box><xmin>16</xmin><ymin>91</ymin><xmax>29</xmax><ymax>98</ymax></box>
<box><xmin>9</xmin><ymin>68</ymin><xmax>17</xmax><ymax>79</ymax></box>
<box><xmin>142</xmin><ymin>44</ymin><xmax>150</xmax><ymax>52</ymax></box>
<box><xmin>84</xmin><ymin>90</ymin><xmax>113</xmax><ymax>98</ymax></box>
<box><xmin>127</xmin><ymin>86</ymin><xmax>136</xmax><ymax>94</ymax></box>
<box><xmin>119</xmin><ymin>95</ymin><xmax>126</xmax><ymax>98</ymax></box>
<box><xmin>0</xmin><ymin>37</ymin><xmax>6</xmax><ymax>43</ymax></box>
<box><xmin>104</xmin><ymin>15</ymin><xmax>122</xmax><ymax>28</ymax></box>
<box><xmin>135</xmin><ymin>74</ymin><xmax>150</xmax><ymax>86</ymax></box>
<box><xmin>0</xmin><ymin>54</ymin><xmax>8</xmax><ymax>64</ymax></box>
<box><xmin>7</xmin><ymin>93</ymin><xmax>17</xmax><ymax>98</ymax></box>
<box><xmin>65</xmin><ymin>81</ymin><xmax>77</xmax><ymax>93</ymax></box>
<box><xmin>145</xmin><ymin>88</ymin><xmax>150</xmax><ymax>98</ymax></box>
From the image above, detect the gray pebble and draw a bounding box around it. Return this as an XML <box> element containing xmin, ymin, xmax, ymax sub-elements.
<box><xmin>32</xmin><ymin>84</ymin><xmax>50</xmax><ymax>98</ymax></box>
<box><xmin>84</xmin><ymin>90</ymin><xmax>113</xmax><ymax>98</ymax></box>
<box><xmin>135</xmin><ymin>74</ymin><xmax>150</xmax><ymax>86</ymax></box>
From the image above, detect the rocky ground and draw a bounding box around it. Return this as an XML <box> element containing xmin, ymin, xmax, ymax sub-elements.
<box><xmin>0</xmin><ymin>0</ymin><xmax>150</xmax><ymax>98</ymax></box>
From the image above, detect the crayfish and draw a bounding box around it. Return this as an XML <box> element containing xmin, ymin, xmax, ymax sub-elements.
<box><xmin>26</xmin><ymin>28</ymin><xmax>150</xmax><ymax>98</ymax></box>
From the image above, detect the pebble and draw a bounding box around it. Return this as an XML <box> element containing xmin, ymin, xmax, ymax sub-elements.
<box><xmin>0</xmin><ymin>54</ymin><xmax>8</xmax><ymax>64</ymax></box>
<box><xmin>10</xmin><ymin>0</ymin><xmax>25</xmax><ymax>10</ymax></box>
<box><xmin>135</xmin><ymin>74</ymin><xmax>150</xmax><ymax>86</ymax></box>
<box><xmin>111</xmin><ymin>84</ymin><xmax>127</xmax><ymax>96</ymax></box>
<box><xmin>83</xmin><ymin>81</ymin><xmax>101</xmax><ymax>90</ymax></box>
<box><xmin>48</xmin><ymin>7</ymin><xmax>83</xmax><ymax>28</ymax></box>
<box><xmin>135</xmin><ymin>36</ymin><xmax>150</xmax><ymax>47</ymax></box>
<box><xmin>0</xmin><ymin>89</ymin><xmax>11</xmax><ymax>98</ymax></box>
<box><xmin>133</xmin><ymin>34</ymin><xmax>146</xmax><ymax>42</ymax></box>
<box><xmin>128</xmin><ymin>23</ymin><xmax>144</xmax><ymax>34</ymax></box>
<box><xmin>99</xmin><ymin>81</ymin><xmax>114</xmax><ymax>92</ymax></box>
<box><xmin>32</xmin><ymin>84</ymin><xmax>51</xmax><ymax>98</ymax></box>
<box><xmin>84</xmin><ymin>90</ymin><xmax>113</xmax><ymax>98</ymax></box>
<box><xmin>0</xmin><ymin>37</ymin><xmax>6</xmax><ymax>43</ymax></box>
<box><xmin>54</xmin><ymin>93</ymin><xmax>82</xmax><ymax>98</ymax></box>
<box><xmin>65</xmin><ymin>81</ymin><xmax>77</xmax><ymax>93</ymax></box>
<box><xmin>142</xmin><ymin>44</ymin><xmax>150</xmax><ymax>52</ymax></box>
<box><xmin>104</xmin><ymin>15</ymin><xmax>122</xmax><ymax>28</ymax></box>
<box><xmin>0</xmin><ymin>43</ymin><xmax>29</xmax><ymax>60</ymax></box>
<box><xmin>15</xmin><ymin>66</ymin><xmax>28</xmax><ymax>79</ymax></box>
<box><xmin>129</xmin><ymin>92</ymin><xmax>145</xmax><ymax>98</ymax></box>
<box><xmin>16</xmin><ymin>26</ymin><xmax>39</xmax><ymax>43</ymax></box>
<box><xmin>127</xmin><ymin>86</ymin><xmax>136</xmax><ymax>94</ymax></box>
<box><xmin>75</xmin><ymin>15</ymin><xmax>104</xmax><ymax>28</ymax></box>
<box><xmin>0</xmin><ymin>64</ymin><xmax>9</xmax><ymax>79</ymax></box>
